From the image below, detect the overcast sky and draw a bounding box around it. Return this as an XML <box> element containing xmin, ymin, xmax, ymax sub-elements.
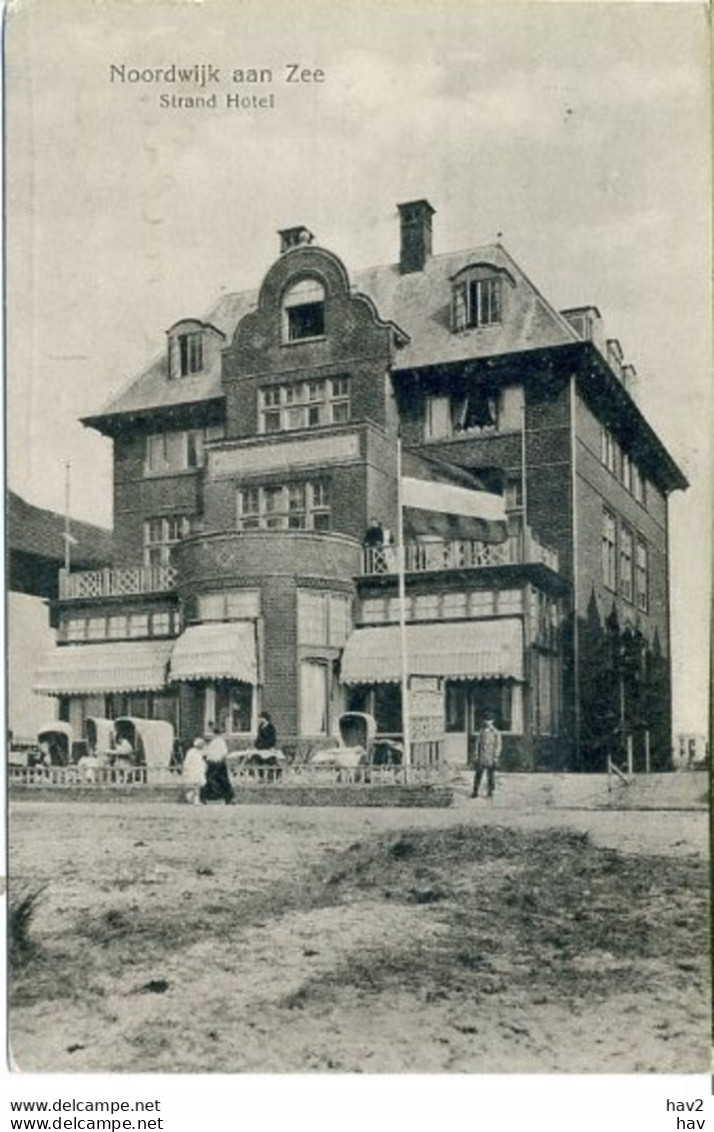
<box><xmin>5</xmin><ymin>0</ymin><xmax>711</xmax><ymax>730</ymax></box>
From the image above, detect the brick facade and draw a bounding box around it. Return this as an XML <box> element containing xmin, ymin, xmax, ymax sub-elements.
<box><xmin>46</xmin><ymin>201</ymin><xmax>684</xmax><ymax>771</ymax></box>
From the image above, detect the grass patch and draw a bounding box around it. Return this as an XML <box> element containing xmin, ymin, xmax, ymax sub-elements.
<box><xmin>10</xmin><ymin>824</ymin><xmax>709</xmax><ymax>1025</ymax></box>
<box><xmin>9</xmin><ymin>881</ymin><xmax>47</xmax><ymax>971</ymax></box>
<box><xmin>281</xmin><ymin>824</ymin><xmax>709</xmax><ymax>1009</ymax></box>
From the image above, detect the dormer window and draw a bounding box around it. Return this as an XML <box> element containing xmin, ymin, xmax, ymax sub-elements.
<box><xmin>166</xmin><ymin>318</ymin><xmax>225</xmax><ymax>380</ymax></box>
<box><xmin>282</xmin><ymin>278</ymin><xmax>325</xmax><ymax>342</ymax></box>
<box><xmin>451</xmin><ymin>264</ymin><xmax>513</xmax><ymax>332</ymax></box>
<box><xmin>453</xmin><ymin>277</ymin><xmax>501</xmax><ymax>330</ymax></box>
<box><xmin>170</xmin><ymin>331</ymin><xmax>203</xmax><ymax>377</ymax></box>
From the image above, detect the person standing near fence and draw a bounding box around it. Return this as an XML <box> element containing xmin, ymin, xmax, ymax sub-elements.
<box><xmin>255</xmin><ymin>711</ymin><xmax>277</xmax><ymax>750</ymax></box>
<box><xmin>471</xmin><ymin>712</ymin><xmax>502</xmax><ymax>799</ymax></box>
<box><xmin>203</xmin><ymin>723</ymin><xmax>235</xmax><ymax>804</ymax></box>
<box><xmin>182</xmin><ymin>737</ymin><xmax>207</xmax><ymax>805</ymax></box>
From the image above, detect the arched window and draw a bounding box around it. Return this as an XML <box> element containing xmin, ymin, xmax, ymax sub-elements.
<box><xmin>169</xmin><ymin>330</ymin><xmax>203</xmax><ymax>377</ymax></box>
<box><xmin>282</xmin><ymin>278</ymin><xmax>326</xmax><ymax>342</ymax></box>
<box><xmin>451</xmin><ymin>264</ymin><xmax>513</xmax><ymax>332</ymax></box>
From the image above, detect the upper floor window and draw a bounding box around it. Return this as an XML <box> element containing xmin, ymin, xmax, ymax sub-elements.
<box><xmin>62</xmin><ymin>609</ymin><xmax>177</xmax><ymax>643</ymax></box>
<box><xmin>600</xmin><ymin>424</ymin><xmax>648</xmax><ymax>507</ymax></box>
<box><xmin>282</xmin><ymin>278</ymin><xmax>325</xmax><ymax>342</ymax></box>
<box><xmin>145</xmin><ymin>425</ymin><xmax>225</xmax><ymax>475</ymax></box>
<box><xmin>297</xmin><ymin>591</ymin><xmax>352</xmax><ymax>647</ymax></box>
<box><xmin>198</xmin><ymin>589</ymin><xmax>261</xmax><ymax>622</ymax></box>
<box><xmin>453</xmin><ymin>277</ymin><xmax>502</xmax><ymax>331</ymax></box>
<box><xmin>144</xmin><ymin>514</ymin><xmax>191</xmax><ymax>567</ymax></box>
<box><xmin>602</xmin><ymin>508</ymin><xmax>616</xmax><ymax>591</ymax></box>
<box><xmin>170</xmin><ymin>331</ymin><xmax>204</xmax><ymax>378</ymax></box>
<box><xmin>636</xmin><ymin>540</ymin><xmax>649</xmax><ymax>612</ymax></box>
<box><xmin>451</xmin><ymin>264</ymin><xmax>514</xmax><ymax>333</ymax></box>
<box><xmin>619</xmin><ymin>524</ymin><xmax>634</xmax><ymax>603</ymax></box>
<box><xmin>632</xmin><ymin>465</ymin><xmax>647</xmax><ymax>507</ymax></box>
<box><xmin>259</xmin><ymin>377</ymin><xmax>350</xmax><ymax>433</ymax></box>
<box><xmin>237</xmin><ymin>479</ymin><xmax>330</xmax><ymax>531</ymax></box>
<box><xmin>425</xmin><ymin>388</ymin><xmax>498</xmax><ymax>439</ymax></box>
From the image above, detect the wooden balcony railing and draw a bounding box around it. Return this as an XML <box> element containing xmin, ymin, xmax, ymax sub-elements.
<box><xmin>363</xmin><ymin>526</ymin><xmax>559</xmax><ymax>576</ymax></box>
<box><xmin>59</xmin><ymin>564</ymin><xmax>177</xmax><ymax>600</ymax></box>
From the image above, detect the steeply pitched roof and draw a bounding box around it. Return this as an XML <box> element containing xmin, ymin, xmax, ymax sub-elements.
<box><xmin>8</xmin><ymin>491</ymin><xmax>113</xmax><ymax>568</ymax></box>
<box><xmin>83</xmin><ymin>291</ymin><xmax>256</xmax><ymax>424</ymax></box>
<box><xmin>353</xmin><ymin>244</ymin><xmax>578</xmax><ymax>371</ymax></box>
<box><xmin>83</xmin><ymin>243</ymin><xmax>577</xmax><ymax>425</ymax></box>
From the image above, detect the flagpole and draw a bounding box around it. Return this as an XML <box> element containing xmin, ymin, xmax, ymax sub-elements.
<box><xmin>396</xmin><ymin>435</ymin><xmax>411</xmax><ymax>779</ymax></box>
<box><xmin>521</xmin><ymin>396</ymin><xmax>529</xmax><ymax>559</ymax></box>
<box><xmin>64</xmin><ymin>462</ymin><xmax>72</xmax><ymax>573</ymax></box>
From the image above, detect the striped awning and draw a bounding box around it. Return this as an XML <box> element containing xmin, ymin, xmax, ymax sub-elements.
<box><xmin>169</xmin><ymin>622</ymin><xmax>257</xmax><ymax>683</ymax></box>
<box><xmin>34</xmin><ymin>639</ymin><xmax>174</xmax><ymax>695</ymax></box>
<box><xmin>341</xmin><ymin>618</ymin><xmax>523</xmax><ymax>684</ymax></box>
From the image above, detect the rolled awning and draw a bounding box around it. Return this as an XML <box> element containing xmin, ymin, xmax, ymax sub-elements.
<box><xmin>341</xmin><ymin>618</ymin><xmax>523</xmax><ymax>684</ymax></box>
<box><xmin>169</xmin><ymin>622</ymin><xmax>257</xmax><ymax>683</ymax></box>
<box><xmin>34</xmin><ymin>640</ymin><xmax>174</xmax><ymax>696</ymax></box>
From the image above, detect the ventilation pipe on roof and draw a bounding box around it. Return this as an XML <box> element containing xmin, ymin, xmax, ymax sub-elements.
<box><xmin>397</xmin><ymin>199</ymin><xmax>435</xmax><ymax>273</ymax></box>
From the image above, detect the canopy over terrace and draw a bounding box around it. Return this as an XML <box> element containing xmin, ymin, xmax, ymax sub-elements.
<box><xmin>34</xmin><ymin>640</ymin><xmax>174</xmax><ymax>695</ymax></box>
<box><xmin>340</xmin><ymin>618</ymin><xmax>524</xmax><ymax>684</ymax></box>
<box><xmin>168</xmin><ymin>622</ymin><xmax>257</xmax><ymax>683</ymax></box>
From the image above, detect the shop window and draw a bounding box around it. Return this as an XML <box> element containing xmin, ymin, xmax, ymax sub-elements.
<box><xmin>471</xmin><ymin>683</ymin><xmax>513</xmax><ymax>731</ymax></box>
<box><xmin>373</xmin><ymin>683</ymin><xmax>402</xmax><ymax>735</ymax></box>
<box><xmin>445</xmin><ymin>683</ymin><xmax>467</xmax><ymax>732</ymax></box>
<box><xmin>300</xmin><ymin>661</ymin><xmax>329</xmax><ymax>735</ymax></box>
<box><xmin>215</xmin><ymin>680</ymin><xmax>253</xmax><ymax>734</ymax></box>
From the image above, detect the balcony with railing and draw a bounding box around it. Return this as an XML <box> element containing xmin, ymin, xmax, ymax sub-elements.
<box><xmin>58</xmin><ymin>564</ymin><xmax>177</xmax><ymax>600</ymax></box>
<box><xmin>363</xmin><ymin>521</ymin><xmax>559</xmax><ymax>576</ymax></box>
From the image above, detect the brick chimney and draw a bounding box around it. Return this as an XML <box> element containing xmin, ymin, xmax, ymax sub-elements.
<box><xmin>278</xmin><ymin>226</ymin><xmax>315</xmax><ymax>253</ymax></box>
<box><xmin>397</xmin><ymin>199</ymin><xmax>435</xmax><ymax>273</ymax></box>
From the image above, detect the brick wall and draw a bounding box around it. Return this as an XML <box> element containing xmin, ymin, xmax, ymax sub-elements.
<box><xmin>112</xmin><ymin>433</ymin><xmax>202</xmax><ymax>566</ymax></box>
<box><xmin>574</xmin><ymin>394</ymin><xmax>669</xmax><ymax>651</ymax></box>
<box><xmin>222</xmin><ymin>245</ymin><xmax>395</xmax><ymax>438</ymax></box>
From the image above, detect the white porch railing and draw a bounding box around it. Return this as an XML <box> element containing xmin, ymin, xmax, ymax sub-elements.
<box><xmin>8</xmin><ymin>762</ymin><xmax>447</xmax><ymax>789</ymax></box>
<box><xmin>363</xmin><ymin>526</ymin><xmax>559</xmax><ymax>576</ymax></box>
<box><xmin>59</xmin><ymin>565</ymin><xmax>177</xmax><ymax>600</ymax></box>
<box><xmin>228</xmin><ymin>764</ymin><xmax>447</xmax><ymax>786</ymax></box>
<box><xmin>8</xmin><ymin>764</ymin><xmax>183</xmax><ymax>788</ymax></box>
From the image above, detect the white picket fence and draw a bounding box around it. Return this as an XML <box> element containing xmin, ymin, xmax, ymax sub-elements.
<box><xmin>9</xmin><ymin>762</ymin><xmax>447</xmax><ymax>790</ymax></box>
